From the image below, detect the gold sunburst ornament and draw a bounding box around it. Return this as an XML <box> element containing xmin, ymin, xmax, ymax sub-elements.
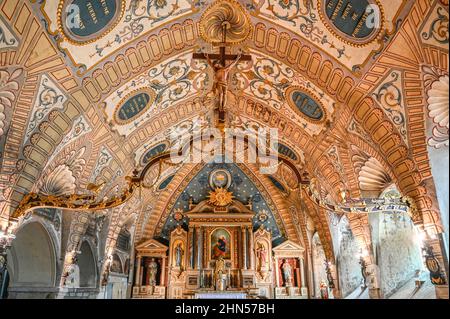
<box><xmin>208</xmin><ymin>188</ymin><xmax>234</xmax><ymax>207</ymax></box>
<box><xmin>199</xmin><ymin>0</ymin><xmax>253</xmax><ymax>46</ymax></box>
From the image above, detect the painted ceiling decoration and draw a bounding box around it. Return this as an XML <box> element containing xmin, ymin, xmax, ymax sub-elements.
<box><xmin>0</xmin><ymin>0</ymin><xmax>449</xmax><ymax>300</ymax></box>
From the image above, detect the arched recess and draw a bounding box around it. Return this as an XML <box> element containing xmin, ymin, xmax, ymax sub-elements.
<box><xmin>78</xmin><ymin>241</ymin><xmax>98</xmax><ymax>288</ymax></box>
<box><xmin>311</xmin><ymin>232</ymin><xmax>328</xmax><ymax>299</ymax></box>
<box><xmin>7</xmin><ymin>221</ymin><xmax>57</xmax><ymax>298</ymax></box>
<box><xmin>369</xmin><ymin>185</ymin><xmax>425</xmax><ymax>298</ymax></box>
<box><xmin>110</xmin><ymin>254</ymin><xmax>123</xmax><ymax>274</ymax></box>
<box><xmin>331</xmin><ymin>216</ymin><xmax>363</xmax><ymax>298</ymax></box>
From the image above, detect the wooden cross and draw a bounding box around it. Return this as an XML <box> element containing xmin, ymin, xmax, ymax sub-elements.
<box><xmin>193</xmin><ymin>22</ymin><xmax>252</xmax><ymax>67</ymax></box>
<box><xmin>192</xmin><ymin>47</ymin><xmax>252</xmax><ymax>68</ymax></box>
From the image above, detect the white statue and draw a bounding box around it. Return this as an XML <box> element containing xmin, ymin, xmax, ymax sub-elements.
<box><xmin>148</xmin><ymin>258</ymin><xmax>158</xmax><ymax>286</ymax></box>
<box><xmin>281</xmin><ymin>259</ymin><xmax>293</xmax><ymax>287</ymax></box>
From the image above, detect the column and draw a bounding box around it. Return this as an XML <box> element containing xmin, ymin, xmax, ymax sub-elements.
<box><xmin>247</xmin><ymin>226</ymin><xmax>255</xmax><ymax>270</ymax></box>
<box><xmin>139</xmin><ymin>258</ymin><xmax>145</xmax><ymax>286</ymax></box>
<box><xmin>134</xmin><ymin>256</ymin><xmax>142</xmax><ymax>286</ymax></box>
<box><xmin>241</xmin><ymin>227</ymin><xmax>247</xmax><ymax>270</ymax></box>
<box><xmin>161</xmin><ymin>257</ymin><xmax>166</xmax><ymax>286</ymax></box>
<box><xmin>299</xmin><ymin>258</ymin><xmax>306</xmax><ymax>288</ymax></box>
<box><xmin>274</xmin><ymin>257</ymin><xmax>280</xmax><ymax>287</ymax></box>
<box><xmin>189</xmin><ymin>226</ymin><xmax>195</xmax><ymax>269</ymax></box>
<box><xmin>196</xmin><ymin>227</ymin><xmax>203</xmax><ymax>270</ymax></box>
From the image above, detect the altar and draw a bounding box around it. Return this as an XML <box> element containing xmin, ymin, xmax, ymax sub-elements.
<box><xmin>194</xmin><ymin>292</ymin><xmax>247</xmax><ymax>299</ymax></box>
<box><xmin>131</xmin><ymin>168</ymin><xmax>308</xmax><ymax>299</ymax></box>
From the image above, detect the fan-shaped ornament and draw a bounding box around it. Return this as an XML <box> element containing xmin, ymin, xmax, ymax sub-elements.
<box><xmin>199</xmin><ymin>0</ymin><xmax>253</xmax><ymax>46</ymax></box>
<box><xmin>427</xmin><ymin>75</ymin><xmax>449</xmax><ymax>129</ymax></box>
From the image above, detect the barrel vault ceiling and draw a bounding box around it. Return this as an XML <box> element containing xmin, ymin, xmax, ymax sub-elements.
<box><xmin>0</xmin><ymin>0</ymin><xmax>448</xmax><ymax>252</ymax></box>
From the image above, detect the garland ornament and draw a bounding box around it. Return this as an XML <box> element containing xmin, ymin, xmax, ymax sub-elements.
<box><xmin>10</xmin><ymin>152</ymin><xmax>173</xmax><ymax>220</ymax></box>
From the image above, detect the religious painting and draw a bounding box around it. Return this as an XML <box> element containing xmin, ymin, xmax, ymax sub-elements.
<box><xmin>58</xmin><ymin>0</ymin><xmax>125</xmax><ymax>45</ymax></box>
<box><xmin>210</xmin><ymin>228</ymin><xmax>231</xmax><ymax>260</ymax></box>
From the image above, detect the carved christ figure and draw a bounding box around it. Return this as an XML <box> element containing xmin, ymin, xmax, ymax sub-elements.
<box><xmin>205</xmin><ymin>52</ymin><xmax>242</xmax><ymax>112</ymax></box>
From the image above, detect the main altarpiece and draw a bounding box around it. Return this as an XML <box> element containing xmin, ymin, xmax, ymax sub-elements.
<box><xmin>132</xmin><ymin>168</ymin><xmax>307</xmax><ymax>299</ymax></box>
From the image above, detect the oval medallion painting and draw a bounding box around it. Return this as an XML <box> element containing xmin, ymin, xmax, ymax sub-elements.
<box><xmin>58</xmin><ymin>0</ymin><xmax>125</xmax><ymax>44</ymax></box>
<box><xmin>114</xmin><ymin>89</ymin><xmax>155</xmax><ymax>125</ymax></box>
<box><xmin>318</xmin><ymin>0</ymin><xmax>384</xmax><ymax>46</ymax></box>
<box><xmin>141</xmin><ymin>142</ymin><xmax>168</xmax><ymax>165</ymax></box>
<box><xmin>286</xmin><ymin>87</ymin><xmax>326</xmax><ymax>123</ymax></box>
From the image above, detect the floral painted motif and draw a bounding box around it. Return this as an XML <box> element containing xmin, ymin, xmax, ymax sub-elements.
<box><xmin>248</xmin><ymin>0</ymin><xmax>347</xmax><ymax>59</ymax></box>
<box><xmin>25</xmin><ymin>75</ymin><xmax>66</xmax><ymax>139</ymax></box>
<box><xmin>91</xmin><ymin>0</ymin><xmax>199</xmax><ymax>58</ymax></box>
<box><xmin>373</xmin><ymin>71</ymin><xmax>408</xmax><ymax>144</ymax></box>
<box><xmin>90</xmin><ymin>147</ymin><xmax>113</xmax><ymax>182</ymax></box>
<box><xmin>0</xmin><ymin>68</ymin><xmax>22</xmax><ymax>137</ymax></box>
<box><xmin>422</xmin><ymin>6</ymin><xmax>449</xmax><ymax>44</ymax></box>
<box><xmin>0</xmin><ymin>17</ymin><xmax>17</xmax><ymax>48</ymax></box>
<box><xmin>105</xmin><ymin>52</ymin><xmax>208</xmax><ymax>137</ymax></box>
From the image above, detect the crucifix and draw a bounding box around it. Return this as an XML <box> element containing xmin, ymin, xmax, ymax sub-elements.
<box><xmin>193</xmin><ymin>22</ymin><xmax>252</xmax><ymax>128</ymax></box>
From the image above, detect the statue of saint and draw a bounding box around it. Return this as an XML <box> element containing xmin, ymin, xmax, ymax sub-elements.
<box><xmin>320</xmin><ymin>280</ymin><xmax>329</xmax><ymax>299</ymax></box>
<box><xmin>281</xmin><ymin>259</ymin><xmax>293</xmax><ymax>287</ymax></box>
<box><xmin>214</xmin><ymin>256</ymin><xmax>226</xmax><ymax>291</ymax></box>
<box><xmin>205</xmin><ymin>53</ymin><xmax>242</xmax><ymax>112</ymax></box>
<box><xmin>255</xmin><ymin>243</ymin><xmax>267</xmax><ymax>269</ymax></box>
<box><xmin>175</xmin><ymin>243</ymin><xmax>184</xmax><ymax>268</ymax></box>
<box><xmin>148</xmin><ymin>258</ymin><xmax>158</xmax><ymax>286</ymax></box>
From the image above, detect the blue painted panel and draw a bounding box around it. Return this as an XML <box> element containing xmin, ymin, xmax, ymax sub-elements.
<box><xmin>275</xmin><ymin>142</ymin><xmax>298</xmax><ymax>161</ymax></box>
<box><xmin>158</xmin><ymin>175</ymin><xmax>175</xmax><ymax>190</ymax></box>
<box><xmin>268</xmin><ymin>176</ymin><xmax>286</xmax><ymax>193</ymax></box>
<box><xmin>290</xmin><ymin>91</ymin><xmax>324</xmax><ymax>120</ymax></box>
<box><xmin>116</xmin><ymin>92</ymin><xmax>151</xmax><ymax>123</ymax></box>
<box><xmin>66</xmin><ymin>0</ymin><xmax>119</xmax><ymax>38</ymax></box>
<box><xmin>325</xmin><ymin>0</ymin><xmax>374</xmax><ymax>39</ymax></box>
<box><xmin>142</xmin><ymin>143</ymin><xmax>167</xmax><ymax>164</ymax></box>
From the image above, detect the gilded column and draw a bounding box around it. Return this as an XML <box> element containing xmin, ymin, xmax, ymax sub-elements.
<box><xmin>248</xmin><ymin>226</ymin><xmax>255</xmax><ymax>270</ymax></box>
<box><xmin>189</xmin><ymin>226</ymin><xmax>195</xmax><ymax>269</ymax></box>
<box><xmin>241</xmin><ymin>227</ymin><xmax>247</xmax><ymax>270</ymax></box>
<box><xmin>161</xmin><ymin>257</ymin><xmax>167</xmax><ymax>286</ymax></box>
<box><xmin>196</xmin><ymin>226</ymin><xmax>203</xmax><ymax>270</ymax></box>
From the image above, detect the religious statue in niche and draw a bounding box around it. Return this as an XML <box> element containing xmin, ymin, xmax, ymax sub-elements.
<box><xmin>148</xmin><ymin>258</ymin><xmax>158</xmax><ymax>287</ymax></box>
<box><xmin>211</xmin><ymin>229</ymin><xmax>231</xmax><ymax>260</ymax></box>
<box><xmin>256</xmin><ymin>242</ymin><xmax>267</xmax><ymax>269</ymax></box>
<box><xmin>174</xmin><ymin>242</ymin><xmax>184</xmax><ymax>268</ymax></box>
<box><xmin>320</xmin><ymin>281</ymin><xmax>329</xmax><ymax>299</ymax></box>
<box><xmin>214</xmin><ymin>256</ymin><xmax>227</xmax><ymax>291</ymax></box>
<box><xmin>281</xmin><ymin>259</ymin><xmax>293</xmax><ymax>287</ymax></box>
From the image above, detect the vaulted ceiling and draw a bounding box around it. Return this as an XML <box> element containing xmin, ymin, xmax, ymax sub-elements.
<box><xmin>0</xmin><ymin>0</ymin><xmax>448</xmax><ymax>254</ymax></box>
